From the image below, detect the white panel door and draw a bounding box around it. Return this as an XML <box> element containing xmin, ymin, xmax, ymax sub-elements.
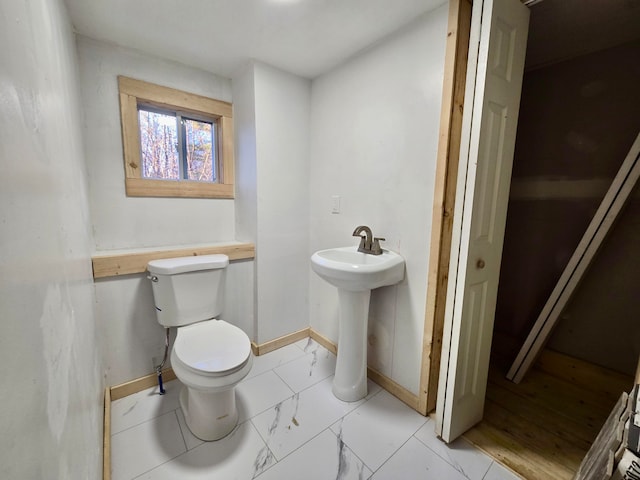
<box><xmin>435</xmin><ymin>0</ymin><xmax>529</xmax><ymax>443</ymax></box>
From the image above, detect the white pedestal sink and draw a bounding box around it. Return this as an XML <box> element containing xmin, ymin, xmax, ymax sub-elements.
<box><xmin>311</xmin><ymin>246</ymin><xmax>405</xmax><ymax>402</ymax></box>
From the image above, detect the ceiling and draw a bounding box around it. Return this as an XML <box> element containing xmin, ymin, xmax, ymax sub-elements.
<box><xmin>526</xmin><ymin>0</ymin><xmax>640</xmax><ymax>70</ymax></box>
<box><xmin>63</xmin><ymin>0</ymin><xmax>640</xmax><ymax>80</ymax></box>
<box><xmin>63</xmin><ymin>0</ymin><xmax>445</xmax><ymax>79</ymax></box>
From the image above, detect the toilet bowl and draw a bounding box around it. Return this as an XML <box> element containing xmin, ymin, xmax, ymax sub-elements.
<box><xmin>147</xmin><ymin>254</ymin><xmax>253</xmax><ymax>441</ymax></box>
<box><xmin>171</xmin><ymin>319</ymin><xmax>252</xmax><ymax>440</ymax></box>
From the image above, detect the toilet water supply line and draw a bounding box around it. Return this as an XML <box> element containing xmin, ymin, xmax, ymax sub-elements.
<box><xmin>155</xmin><ymin>328</ymin><xmax>170</xmax><ymax>395</ymax></box>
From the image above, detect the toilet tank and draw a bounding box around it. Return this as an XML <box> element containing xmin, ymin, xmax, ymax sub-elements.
<box><xmin>147</xmin><ymin>254</ymin><xmax>229</xmax><ymax>327</ymax></box>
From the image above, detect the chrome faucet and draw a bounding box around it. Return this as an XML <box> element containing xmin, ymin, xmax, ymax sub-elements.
<box><xmin>352</xmin><ymin>225</ymin><xmax>385</xmax><ymax>255</ymax></box>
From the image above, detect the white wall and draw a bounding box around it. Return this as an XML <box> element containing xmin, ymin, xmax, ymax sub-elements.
<box><xmin>233</xmin><ymin>63</ymin><xmax>311</xmax><ymax>344</ymax></box>
<box><xmin>76</xmin><ymin>36</ymin><xmax>235</xmax><ymax>251</ymax></box>
<box><xmin>254</xmin><ymin>63</ymin><xmax>311</xmax><ymax>343</ymax></box>
<box><xmin>308</xmin><ymin>6</ymin><xmax>448</xmax><ymax>395</ymax></box>
<box><xmin>0</xmin><ymin>0</ymin><xmax>102</xmax><ymax>477</ymax></box>
<box><xmin>77</xmin><ymin>38</ymin><xmax>255</xmax><ymax>385</ymax></box>
<box><xmin>233</xmin><ymin>65</ymin><xmax>259</xmax><ymax>338</ymax></box>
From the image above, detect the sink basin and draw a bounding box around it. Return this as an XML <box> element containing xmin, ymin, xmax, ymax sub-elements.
<box><xmin>311</xmin><ymin>246</ymin><xmax>405</xmax><ymax>292</ymax></box>
<box><xmin>311</xmin><ymin>245</ymin><xmax>405</xmax><ymax>402</ymax></box>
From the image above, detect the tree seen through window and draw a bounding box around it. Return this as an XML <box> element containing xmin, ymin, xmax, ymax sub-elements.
<box><xmin>138</xmin><ymin>107</ymin><xmax>216</xmax><ymax>183</ymax></box>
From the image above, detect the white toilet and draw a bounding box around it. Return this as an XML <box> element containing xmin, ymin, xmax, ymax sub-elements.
<box><xmin>147</xmin><ymin>254</ymin><xmax>253</xmax><ymax>441</ymax></box>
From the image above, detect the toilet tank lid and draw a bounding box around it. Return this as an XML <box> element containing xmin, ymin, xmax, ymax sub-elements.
<box><xmin>147</xmin><ymin>254</ymin><xmax>229</xmax><ymax>275</ymax></box>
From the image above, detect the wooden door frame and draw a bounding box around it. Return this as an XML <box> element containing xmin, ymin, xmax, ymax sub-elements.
<box><xmin>418</xmin><ymin>0</ymin><xmax>473</xmax><ymax>414</ymax></box>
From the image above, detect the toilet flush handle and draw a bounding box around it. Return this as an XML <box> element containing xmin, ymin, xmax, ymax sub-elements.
<box><xmin>147</xmin><ymin>274</ymin><xmax>158</xmax><ymax>282</ymax></box>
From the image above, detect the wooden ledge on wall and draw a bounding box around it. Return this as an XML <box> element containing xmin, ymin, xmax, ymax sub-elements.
<box><xmin>91</xmin><ymin>242</ymin><xmax>255</xmax><ymax>279</ymax></box>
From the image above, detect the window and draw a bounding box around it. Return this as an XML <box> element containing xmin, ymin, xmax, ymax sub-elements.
<box><xmin>138</xmin><ymin>107</ymin><xmax>217</xmax><ymax>182</ymax></box>
<box><xmin>118</xmin><ymin>76</ymin><xmax>234</xmax><ymax>198</ymax></box>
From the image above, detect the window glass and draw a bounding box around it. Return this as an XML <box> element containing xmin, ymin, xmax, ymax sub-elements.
<box><xmin>138</xmin><ymin>108</ymin><xmax>180</xmax><ymax>180</ymax></box>
<box><xmin>184</xmin><ymin>118</ymin><xmax>216</xmax><ymax>182</ymax></box>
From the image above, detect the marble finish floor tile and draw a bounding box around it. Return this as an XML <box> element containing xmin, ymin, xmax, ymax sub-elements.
<box><xmin>255</xmin><ymin>429</ymin><xmax>372</xmax><ymax>480</ymax></box>
<box><xmin>175</xmin><ymin>408</ymin><xmax>204</xmax><ymax>452</ymax></box>
<box><xmin>294</xmin><ymin>337</ymin><xmax>324</xmax><ymax>353</ymax></box>
<box><xmin>111</xmin><ymin>339</ymin><xmax>511</xmax><ymax>480</ymax></box>
<box><xmin>252</xmin><ymin>376</ymin><xmax>370</xmax><ymax>460</ymax></box>
<box><xmin>236</xmin><ymin>370</ymin><xmax>295</xmax><ymax>422</ymax></box>
<box><xmin>331</xmin><ymin>389</ymin><xmax>428</xmax><ymax>471</ymax></box>
<box><xmin>371</xmin><ymin>436</ymin><xmax>469</xmax><ymax>480</ymax></box>
<box><xmin>246</xmin><ymin>343</ymin><xmax>307</xmax><ymax>381</ymax></box>
<box><xmin>414</xmin><ymin>420</ymin><xmax>493</xmax><ymax>480</ymax></box>
<box><xmin>135</xmin><ymin>421</ymin><xmax>274</xmax><ymax>479</ymax></box>
<box><xmin>273</xmin><ymin>345</ymin><xmax>337</xmax><ymax>393</ymax></box>
<box><xmin>111</xmin><ymin>380</ymin><xmax>181</xmax><ymax>434</ymax></box>
<box><xmin>111</xmin><ymin>411</ymin><xmax>186</xmax><ymax>480</ymax></box>
<box><xmin>483</xmin><ymin>462</ymin><xmax>523</xmax><ymax>480</ymax></box>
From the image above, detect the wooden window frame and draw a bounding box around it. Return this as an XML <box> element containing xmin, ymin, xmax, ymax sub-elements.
<box><xmin>118</xmin><ymin>76</ymin><xmax>234</xmax><ymax>199</ymax></box>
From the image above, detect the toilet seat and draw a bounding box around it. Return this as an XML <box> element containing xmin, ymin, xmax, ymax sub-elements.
<box><xmin>173</xmin><ymin>319</ymin><xmax>251</xmax><ymax>377</ymax></box>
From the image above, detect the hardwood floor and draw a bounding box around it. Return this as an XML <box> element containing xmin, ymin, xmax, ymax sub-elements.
<box><xmin>463</xmin><ymin>350</ymin><xmax>633</xmax><ymax>480</ymax></box>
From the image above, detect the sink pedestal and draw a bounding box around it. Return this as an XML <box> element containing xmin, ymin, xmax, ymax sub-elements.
<box><xmin>332</xmin><ymin>289</ymin><xmax>370</xmax><ymax>402</ymax></box>
<box><xmin>310</xmin><ymin>245</ymin><xmax>405</xmax><ymax>403</ymax></box>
